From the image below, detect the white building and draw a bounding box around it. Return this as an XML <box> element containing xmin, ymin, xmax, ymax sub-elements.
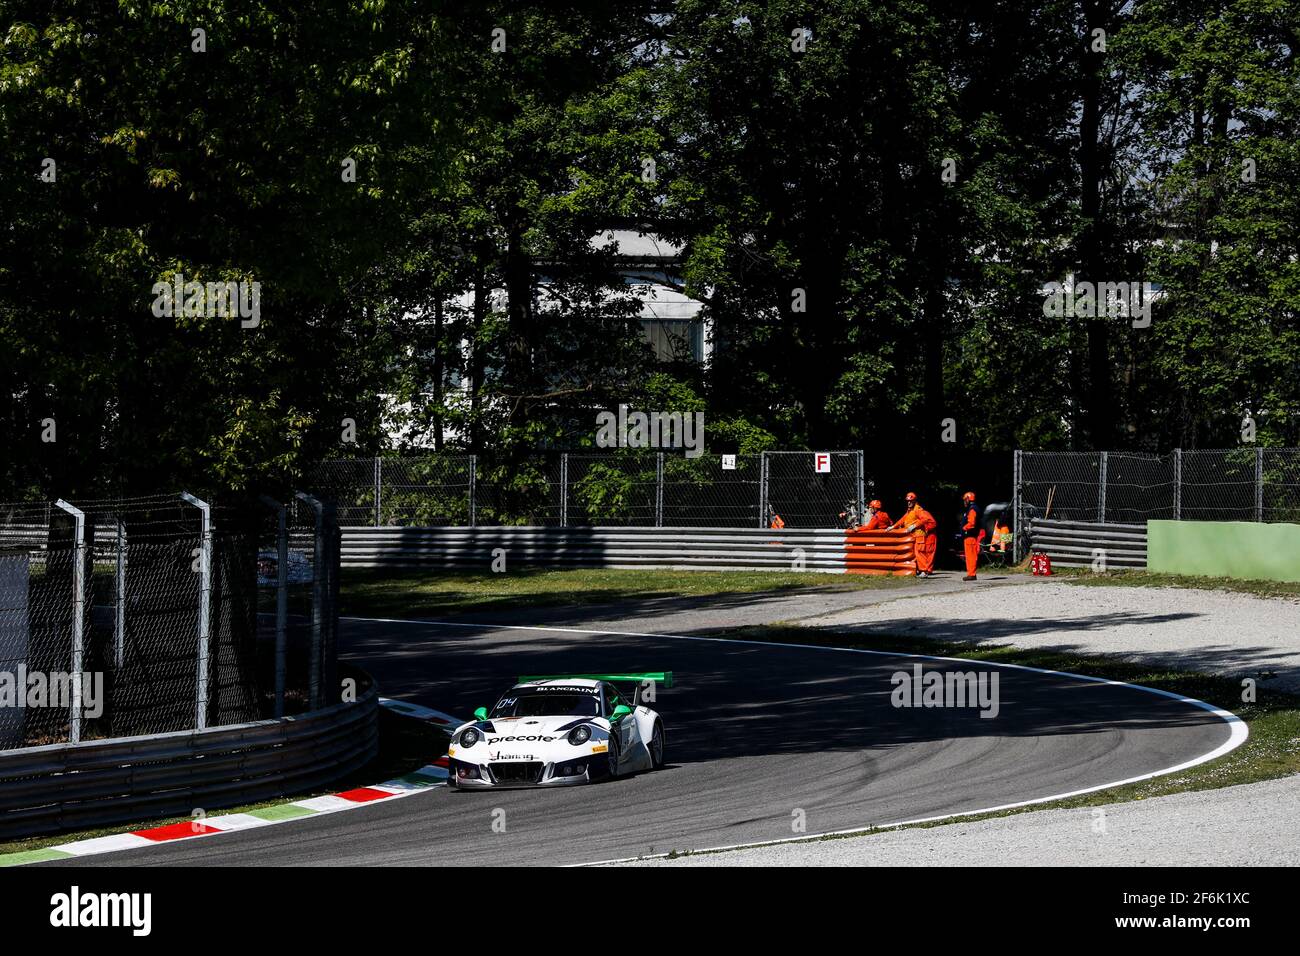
<box><xmin>382</xmin><ymin>228</ymin><xmax>709</xmax><ymax>446</ymax></box>
<box><xmin>592</xmin><ymin>229</ymin><xmax>710</xmax><ymax>364</ymax></box>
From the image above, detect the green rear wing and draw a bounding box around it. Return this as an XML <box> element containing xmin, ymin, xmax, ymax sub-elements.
<box><xmin>518</xmin><ymin>671</ymin><xmax>674</xmax><ymax>689</ymax></box>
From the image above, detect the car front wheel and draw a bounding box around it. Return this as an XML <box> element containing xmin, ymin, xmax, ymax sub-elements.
<box><xmin>649</xmin><ymin>721</ymin><xmax>665</xmax><ymax>770</ymax></box>
<box><xmin>602</xmin><ymin>736</ymin><xmax>621</xmax><ymax>781</ymax></box>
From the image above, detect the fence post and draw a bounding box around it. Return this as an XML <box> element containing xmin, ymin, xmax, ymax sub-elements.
<box><xmin>295</xmin><ymin>491</ymin><xmax>324</xmax><ymax>710</ymax></box>
<box><xmin>322</xmin><ymin>499</ymin><xmax>340</xmax><ymax>700</ymax></box>
<box><xmin>1256</xmin><ymin>447</ymin><xmax>1264</xmax><ymax>521</ymax></box>
<box><xmin>1012</xmin><ymin>450</ymin><xmax>1021</xmax><ymax>558</ymax></box>
<box><xmin>373</xmin><ymin>457</ymin><xmax>382</xmax><ymax>527</ymax></box>
<box><xmin>179</xmin><ymin>492</ymin><xmax>212</xmax><ymax>730</ymax></box>
<box><xmin>1172</xmin><ymin>449</ymin><xmax>1182</xmax><ymax>520</ymax></box>
<box><xmin>113</xmin><ymin>517</ymin><xmax>127</xmax><ymax>669</ymax></box>
<box><xmin>655</xmin><ymin>453</ymin><xmax>664</xmax><ymax>527</ymax></box>
<box><xmin>560</xmin><ymin>453</ymin><xmax>569</xmax><ymax>528</ymax></box>
<box><xmin>259</xmin><ymin>495</ymin><xmax>289</xmax><ymax>718</ymax></box>
<box><xmin>53</xmin><ymin>500</ymin><xmax>86</xmax><ymax>743</ymax></box>
<box><xmin>758</xmin><ymin>452</ymin><xmax>769</xmax><ymax>528</ymax></box>
<box><xmin>855</xmin><ymin>450</ymin><xmax>865</xmax><ymax>520</ymax></box>
<box><xmin>1097</xmin><ymin>452</ymin><xmax>1108</xmax><ymax>523</ymax></box>
<box><xmin>469</xmin><ymin>455</ymin><xmax>477</xmax><ymax>527</ymax></box>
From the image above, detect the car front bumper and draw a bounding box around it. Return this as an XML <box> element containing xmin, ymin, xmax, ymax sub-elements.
<box><xmin>447</xmin><ymin>756</ymin><xmax>597</xmax><ymax>789</ymax></box>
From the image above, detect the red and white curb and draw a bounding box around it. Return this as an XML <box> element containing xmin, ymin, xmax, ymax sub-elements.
<box><xmin>0</xmin><ymin>698</ymin><xmax>463</xmax><ymax>867</ymax></box>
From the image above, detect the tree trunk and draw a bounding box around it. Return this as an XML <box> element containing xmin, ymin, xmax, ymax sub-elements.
<box><xmin>432</xmin><ymin>295</ymin><xmax>444</xmax><ymax>452</ymax></box>
<box><xmin>1078</xmin><ymin>0</ymin><xmax>1112</xmax><ymax>450</ymax></box>
<box><xmin>921</xmin><ymin>278</ymin><xmax>947</xmax><ymax>453</ymax></box>
<box><xmin>504</xmin><ymin>222</ymin><xmax>533</xmax><ymax>422</ymax></box>
<box><xmin>469</xmin><ymin>271</ymin><xmax>486</xmax><ymax>455</ymax></box>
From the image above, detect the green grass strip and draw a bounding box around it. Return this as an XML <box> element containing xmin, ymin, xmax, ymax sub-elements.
<box><xmin>1054</xmin><ymin>567</ymin><xmax>1300</xmax><ymax>600</ymax></box>
<box><xmin>0</xmin><ymin>847</ymin><xmax>74</xmax><ymax>867</ymax></box>
<box><xmin>249</xmin><ymin>804</ymin><xmax>319</xmax><ymax>822</ymax></box>
<box><xmin>336</xmin><ymin>566</ymin><xmax>913</xmax><ymax>619</ymax></box>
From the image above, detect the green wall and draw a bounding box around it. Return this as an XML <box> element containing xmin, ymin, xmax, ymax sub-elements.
<box><xmin>1148</xmin><ymin>520</ymin><xmax>1300</xmax><ymax>583</ymax></box>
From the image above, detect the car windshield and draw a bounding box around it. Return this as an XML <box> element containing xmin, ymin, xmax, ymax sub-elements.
<box><xmin>492</xmin><ymin>692</ymin><xmax>600</xmax><ymax>718</ymax></box>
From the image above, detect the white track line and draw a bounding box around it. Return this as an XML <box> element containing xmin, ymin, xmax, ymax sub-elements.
<box><xmin>343</xmin><ymin>615</ymin><xmax>1249</xmax><ymax>865</ymax></box>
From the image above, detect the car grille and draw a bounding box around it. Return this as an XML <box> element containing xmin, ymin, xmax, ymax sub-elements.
<box><xmin>489</xmin><ymin>762</ymin><xmax>543</xmax><ymax>785</ymax></box>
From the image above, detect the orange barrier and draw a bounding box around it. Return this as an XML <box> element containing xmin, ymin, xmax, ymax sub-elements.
<box><xmin>843</xmin><ymin>528</ymin><xmax>916</xmax><ymax>575</ymax></box>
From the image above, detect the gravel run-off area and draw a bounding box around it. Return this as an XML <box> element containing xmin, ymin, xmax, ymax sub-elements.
<box><xmin>798</xmin><ymin>576</ymin><xmax>1300</xmax><ymax>693</ymax></box>
<box><xmin>600</xmin><ymin>573</ymin><xmax>1300</xmax><ymax>866</ymax></box>
<box><xmin>624</xmin><ymin>774</ymin><xmax>1300</xmax><ymax>866</ymax></box>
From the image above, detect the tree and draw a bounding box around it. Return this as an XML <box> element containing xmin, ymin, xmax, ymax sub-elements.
<box><xmin>660</xmin><ymin>0</ymin><xmax>1081</xmax><ymax>479</ymax></box>
<box><xmin>1124</xmin><ymin>0</ymin><xmax>1300</xmax><ymax>447</ymax></box>
<box><xmin>0</xmin><ymin>1</ymin><xmax>467</xmax><ymax>496</ymax></box>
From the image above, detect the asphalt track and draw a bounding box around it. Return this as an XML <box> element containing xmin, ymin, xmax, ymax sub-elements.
<box><xmin>58</xmin><ymin>615</ymin><xmax>1241</xmax><ymax>867</ymax></box>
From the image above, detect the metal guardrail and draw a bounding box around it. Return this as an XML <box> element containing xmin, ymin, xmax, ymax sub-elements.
<box><xmin>344</xmin><ymin>526</ymin><xmax>839</xmax><ymax>573</ymax></box>
<box><xmin>340</xmin><ymin>525</ymin><xmax>918</xmax><ymax>575</ymax></box>
<box><xmin>0</xmin><ymin>523</ymin><xmax>120</xmax><ymax>561</ymax></box>
<box><xmin>1028</xmin><ymin>518</ymin><xmax>1148</xmax><ymax>569</ymax></box>
<box><xmin>0</xmin><ymin>667</ymin><xmax>378</xmax><ymax>839</ymax></box>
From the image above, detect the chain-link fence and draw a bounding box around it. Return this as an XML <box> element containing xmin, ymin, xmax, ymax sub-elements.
<box><xmin>1014</xmin><ymin>448</ymin><xmax>1300</xmax><ymax>559</ymax></box>
<box><xmin>763</xmin><ymin>451</ymin><xmax>865</xmax><ymax>528</ymax></box>
<box><xmin>309</xmin><ymin>451</ymin><xmax>866</xmax><ymax>529</ymax></box>
<box><xmin>564</xmin><ymin>453</ymin><xmax>656</xmax><ymax>526</ymax></box>
<box><xmin>663</xmin><ymin>453</ymin><xmax>763</xmax><ymax>527</ymax></box>
<box><xmin>0</xmin><ymin>492</ymin><xmax>341</xmax><ymax>751</ymax></box>
<box><xmin>311</xmin><ymin>456</ymin><xmax>476</xmax><ymax>526</ymax></box>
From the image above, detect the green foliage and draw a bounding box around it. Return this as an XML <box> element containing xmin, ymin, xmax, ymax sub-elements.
<box><xmin>1123</xmin><ymin>0</ymin><xmax>1300</xmax><ymax>447</ymax></box>
<box><xmin>2</xmin><ymin>2</ymin><xmax>1298</xmax><ymax>502</ymax></box>
<box><xmin>0</xmin><ymin>0</ymin><xmax>466</xmax><ymax>496</ymax></box>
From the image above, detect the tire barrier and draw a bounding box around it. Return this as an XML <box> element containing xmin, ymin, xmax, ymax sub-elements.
<box><xmin>0</xmin><ymin>666</ymin><xmax>378</xmax><ymax>840</ymax></box>
<box><xmin>1028</xmin><ymin>518</ymin><xmax>1148</xmax><ymax>569</ymax></box>
<box><xmin>340</xmin><ymin>525</ymin><xmax>918</xmax><ymax>575</ymax></box>
<box><xmin>843</xmin><ymin>529</ymin><xmax>918</xmax><ymax>575</ymax></box>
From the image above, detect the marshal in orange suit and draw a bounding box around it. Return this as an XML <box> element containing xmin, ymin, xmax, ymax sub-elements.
<box><xmin>863</xmin><ymin>499</ymin><xmax>892</xmax><ymax>530</ymax></box>
<box><xmin>960</xmin><ymin>492</ymin><xmax>980</xmax><ymax>580</ymax></box>
<box><xmin>890</xmin><ymin>492</ymin><xmax>937</xmax><ymax>577</ymax></box>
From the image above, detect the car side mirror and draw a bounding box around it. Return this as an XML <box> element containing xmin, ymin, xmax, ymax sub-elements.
<box><xmin>611</xmin><ymin>704</ymin><xmax>633</xmax><ymax>721</ymax></box>
<box><xmin>473</xmin><ymin>706</ymin><xmax>488</xmax><ymax>721</ymax></box>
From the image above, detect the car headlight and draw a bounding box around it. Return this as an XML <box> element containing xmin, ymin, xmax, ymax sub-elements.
<box><xmin>460</xmin><ymin>728</ymin><xmax>480</xmax><ymax>748</ymax></box>
<box><xmin>567</xmin><ymin>725</ymin><xmax>592</xmax><ymax>746</ymax></box>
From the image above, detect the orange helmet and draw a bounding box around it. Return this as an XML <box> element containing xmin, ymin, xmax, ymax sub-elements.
<box><xmin>905</xmin><ymin>492</ymin><xmax>917</xmax><ymax>502</ymax></box>
<box><xmin>869</xmin><ymin>499</ymin><xmax>882</xmax><ymax>510</ymax></box>
<box><xmin>962</xmin><ymin>491</ymin><xmax>976</xmax><ymax>502</ymax></box>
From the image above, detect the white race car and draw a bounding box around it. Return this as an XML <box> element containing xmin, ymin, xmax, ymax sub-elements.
<box><xmin>446</xmin><ymin>673</ymin><xmax>670</xmax><ymax>789</ymax></box>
